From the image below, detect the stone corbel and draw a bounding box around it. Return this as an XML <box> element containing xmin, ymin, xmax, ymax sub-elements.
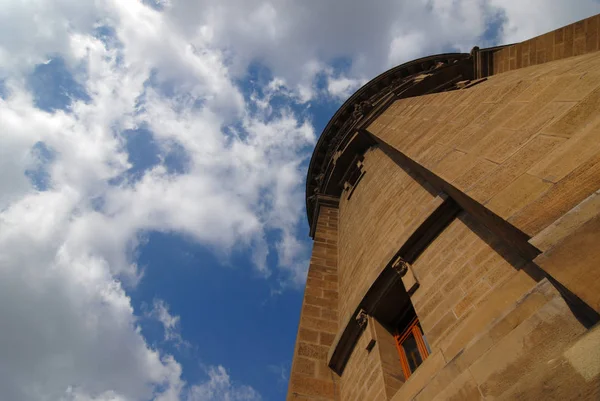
<box><xmin>340</xmin><ymin>155</ymin><xmax>366</xmax><ymax>200</ymax></box>
<box><xmin>392</xmin><ymin>257</ymin><xmax>419</xmax><ymax>295</ymax></box>
<box><xmin>355</xmin><ymin>310</ymin><xmax>377</xmax><ymax>352</ymax></box>
<box><xmin>356</xmin><ymin>309</ymin><xmax>368</xmax><ymax>329</ymax></box>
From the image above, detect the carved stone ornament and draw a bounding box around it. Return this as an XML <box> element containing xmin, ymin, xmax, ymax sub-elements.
<box><xmin>305</xmin><ymin>53</ymin><xmax>471</xmax><ymax>230</ymax></box>
<box><xmin>352</xmin><ymin>100</ymin><xmax>373</xmax><ymax>120</ymax></box>
<box><xmin>355</xmin><ymin>309</ymin><xmax>369</xmax><ymax>329</ymax></box>
<box><xmin>392</xmin><ymin>257</ymin><xmax>410</xmax><ymax>277</ymax></box>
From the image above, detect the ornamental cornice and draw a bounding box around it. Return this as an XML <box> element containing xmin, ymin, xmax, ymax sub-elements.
<box><xmin>305</xmin><ymin>53</ymin><xmax>473</xmax><ymax>230</ymax></box>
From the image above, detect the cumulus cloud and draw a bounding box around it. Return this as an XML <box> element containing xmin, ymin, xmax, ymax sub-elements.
<box><xmin>0</xmin><ymin>190</ymin><xmax>178</xmax><ymax>400</ymax></box>
<box><xmin>0</xmin><ymin>0</ymin><xmax>599</xmax><ymax>400</ymax></box>
<box><xmin>326</xmin><ymin>75</ymin><xmax>366</xmax><ymax>101</ymax></box>
<box><xmin>490</xmin><ymin>0</ymin><xmax>600</xmax><ymax>43</ymax></box>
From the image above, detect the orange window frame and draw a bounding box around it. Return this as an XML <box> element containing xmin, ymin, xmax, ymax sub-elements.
<box><xmin>394</xmin><ymin>317</ymin><xmax>430</xmax><ymax>379</ymax></box>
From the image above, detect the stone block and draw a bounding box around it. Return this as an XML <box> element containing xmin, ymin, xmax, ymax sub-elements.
<box><xmin>426</xmin><ymin>311</ymin><xmax>458</xmax><ymax>347</ymax></box>
<box><xmin>389</xmin><ymin>351</ymin><xmax>446</xmax><ymax>401</ymax></box>
<box><xmin>298</xmin><ymin>328</ymin><xmax>319</xmax><ymax>343</ymax></box>
<box><xmin>555</xmin><ymin>72</ymin><xmax>600</xmax><ymax>102</ymax></box>
<box><xmin>298</xmin><ymin>342</ymin><xmax>330</xmax><ymax>360</ymax></box>
<box><xmin>441</xmin><ymin>271</ymin><xmax>537</xmax><ymax>361</ymax></box>
<box><xmin>563</xmin><ymin>322</ymin><xmax>600</xmax><ymax>382</ymax></box>
<box><xmin>509</xmin><ymin>151</ymin><xmax>600</xmax><ymax>236</ymax></box>
<box><xmin>421</xmin><ymin>286</ymin><xmax>464</xmax><ymax>333</ymax></box>
<box><xmin>300</xmin><ymin>316</ymin><xmax>338</xmax><ymax>334</ymax></box>
<box><xmin>303</xmin><ymin>304</ymin><xmax>321</xmax><ymax>319</ymax></box>
<box><xmin>316</xmin><ymin>360</ymin><xmax>336</xmax><ymax>380</ymax></box>
<box><xmin>483</xmin><ymin>263</ymin><xmax>514</xmax><ymax>288</ymax></box>
<box><xmin>452</xmin><ymin>279</ymin><xmax>558</xmax><ymax>373</ymax></box>
<box><xmin>585</xmin><ymin>15</ymin><xmax>600</xmax><ymax>53</ymax></box>
<box><xmin>293</xmin><ymin>357</ymin><xmax>316</xmax><ymax>377</ymax></box>
<box><xmin>534</xmin><ymin>214</ymin><xmax>600</xmax><ymax>312</ymax></box>
<box><xmin>469</xmin><ymin>297</ymin><xmax>586</xmax><ymax>398</ymax></box>
<box><xmin>486</xmin><ymin>173</ymin><xmax>553</xmax><ymax>219</ymax></box>
<box><xmin>454</xmin><ymin>157</ymin><xmax>499</xmax><ymax>191</ymax></box>
<box><xmin>529</xmin><ymin>190</ymin><xmax>600</xmax><ymax>251</ymax></box>
<box><xmin>400</xmin><ymin>263</ymin><xmax>419</xmax><ymax>295</ymax></box>
<box><xmin>305</xmin><ymin>295</ymin><xmax>337</xmax><ymax>309</ymax></box>
<box><xmin>321</xmin><ymin>308</ymin><xmax>338</xmax><ymax>321</ymax></box>
<box><xmin>529</xmin><ymin>117</ymin><xmax>600</xmax><ymax>183</ymax></box>
<box><xmin>545</xmin><ymin>85</ymin><xmax>600</xmax><ymax>138</ymax></box>
<box><xmin>412</xmin><ymin>359</ymin><xmax>462</xmax><ymax>401</ymax></box>
<box><xmin>288</xmin><ymin>375</ymin><xmax>337</xmax><ymax>399</ymax></box>
<box><xmin>430</xmin><ymin>369</ymin><xmax>481</xmax><ymax>401</ymax></box>
<box><xmin>466</xmin><ymin>133</ymin><xmax>565</xmax><ymax>204</ymax></box>
<box><xmin>320</xmin><ymin>332</ymin><xmax>336</xmax><ymax>347</ymax></box>
<box><xmin>453</xmin><ymin>280</ymin><xmax>492</xmax><ymax>318</ymax></box>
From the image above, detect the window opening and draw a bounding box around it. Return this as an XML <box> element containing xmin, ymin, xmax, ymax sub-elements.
<box><xmin>394</xmin><ymin>316</ymin><xmax>430</xmax><ymax>379</ymax></box>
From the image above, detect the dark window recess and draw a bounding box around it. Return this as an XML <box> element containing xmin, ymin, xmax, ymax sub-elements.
<box><xmin>340</xmin><ymin>154</ymin><xmax>366</xmax><ymax>200</ymax></box>
<box><xmin>394</xmin><ymin>312</ymin><xmax>430</xmax><ymax>379</ymax></box>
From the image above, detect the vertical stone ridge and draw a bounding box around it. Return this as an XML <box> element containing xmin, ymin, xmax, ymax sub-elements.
<box><xmin>287</xmin><ymin>205</ymin><xmax>340</xmax><ymax>400</ymax></box>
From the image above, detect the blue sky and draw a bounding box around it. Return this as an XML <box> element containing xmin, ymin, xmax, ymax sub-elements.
<box><xmin>0</xmin><ymin>1</ymin><xmax>598</xmax><ymax>401</ymax></box>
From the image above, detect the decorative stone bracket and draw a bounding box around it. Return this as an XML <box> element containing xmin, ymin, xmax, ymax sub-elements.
<box><xmin>392</xmin><ymin>257</ymin><xmax>419</xmax><ymax>295</ymax></box>
<box><xmin>356</xmin><ymin>310</ymin><xmax>378</xmax><ymax>353</ymax></box>
<box><xmin>341</xmin><ymin>154</ymin><xmax>366</xmax><ymax>200</ymax></box>
<box><xmin>327</xmin><ymin>195</ymin><xmax>460</xmax><ymax>375</ymax></box>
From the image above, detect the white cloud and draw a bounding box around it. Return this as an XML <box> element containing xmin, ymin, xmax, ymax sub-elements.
<box><xmin>146</xmin><ymin>299</ymin><xmax>188</xmax><ymax>348</ymax></box>
<box><xmin>326</xmin><ymin>75</ymin><xmax>365</xmax><ymax>101</ymax></box>
<box><xmin>0</xmin><ymin>191</ymin><xmax>177</xmax><ymax>401</ymax></box>
<box><xmin>160</xmin><ymin>0</ymin><xmax>600</xmax><ymax>96</ymax></box>
<box><xmin>490</xmin><ymin>0</ymin><xmax>600</xmax><ymax>44</ymax></box>
<box><xmin>0</xmin><ymin>0</ymin><xmax>599</xmax><ymax>400</ymax></box>
<box><xmin>187</xmin><ymin>367</ymin><xmax>261</xmax><ymax>401</ymax></box>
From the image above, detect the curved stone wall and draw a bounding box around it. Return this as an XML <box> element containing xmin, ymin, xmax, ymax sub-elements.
<box><xmin>368</xmin><ymin>51</ymin><xmax>600</xmax><ymax>240</ymax></box>
<box><xmin>305</xmin><ymin>53</ymin><xmax>472</xmax><ymax>226</ymax></box>
<box><xmin>337</xmin><ymin>147</ymin><xmax>439</xmax><ymax>328</ymax></box>
<box><xmin>288</xmin><ymin>14</ymin><xmax>600</xmax><ymax>401</ymax></box>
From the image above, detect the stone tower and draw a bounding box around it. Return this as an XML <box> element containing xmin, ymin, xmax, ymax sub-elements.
<box><xmin>287</xmin><ymin>14</ymin><xmax>600</xmax><ymax>401</ymax></box>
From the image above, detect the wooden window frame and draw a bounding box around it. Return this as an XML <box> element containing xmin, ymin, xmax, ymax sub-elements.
<box><xmin>394</xmin><ymin>317</ymin><xmax>430</xmax><ymax>379</ymax></box>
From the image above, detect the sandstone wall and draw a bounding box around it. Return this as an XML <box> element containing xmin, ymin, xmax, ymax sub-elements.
<box><xmin>287</xmin><ymin>206</ymin><xmax>340</xmax><ymax>400</ymax></box>
<box><xmin>350</xmin><ymin>49</ymin><xmax>600</xmax><ymax>400</ymax></box>
<box><xmin>492</xmin><ymin>14</ymin><xmax>600</xmax><ymax>75</ymax></box>
<box><xmin>289</xmin><ymin>15</ymin><xmax>600</xmax><ymax>401</ymax></box>
<box><xmin>369</xmin><ymin>51</ymin><xmax>600</xmax><ymax>312</ymax></box>
<box><xmin>336</xmin><ymin>45</ymin><xmax>600</xmax><ymax>401</ymax></box>
<box><xmin>369</xmin><ymin>51</ymin><xmax>600</xmax><ymax>239</ymax></box>
<box><xmin>339</xmin><ymin>323</ymin><xmax>387</xmax><ymax>401</ymax></box>
<box><xmin>337</xmin><ymin>147</ymin><xmax>440</xmax><ymax>329</ymax></box>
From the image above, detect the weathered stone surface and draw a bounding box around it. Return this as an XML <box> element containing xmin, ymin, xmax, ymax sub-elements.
<box><xmin>429</xmin><ymin>369</ymin><xmax>481</xmax><ymax>401</ymax></box>
<box><xmin>486</xmin><ymin>173</ymin><xmax>553</xmax><ymax>219</ymax></box>
<box><xmin>287</xmin><ymin>206</ymin><xmax>340</xmax><ymax>400</ymax></box>
<box><xmin>467</xmin><ymin>134</ymin><xmax>565</xmax><ymax>203</ymax></box>
<box><xmin>337</xmin><ymin>147</ymin><xmax>442</xmax><ymax>329</ymax></box>
<box><xmin>289</xmin><ymin>14</ymin><xmax>600</xmax><ymax>401</ymax></box>
<box><xmin>470</xmin><ymin>297</ymin><xmax>586</xmax><ymax>398</ymax></box>
<box><xmin>372</xmin><ymin>50</ymin><xmax>600</xmax><ymax>239</ymax></box>
<box><xmin>563</xmin><ymin>322</ymin><xmax>600</xmax><ymax>382</ymax></box>
<box><xmin>529</xmin><ymin>189</ymin><xmax>600</xmax><ymax>251</ymax></box>
<box><xmin>534</xmin><ymin>214</ymin><xmax>600</xmax><ymax>312</ymax></box>
<box><xmin>493</xmin><ymin>15</ymin><xmax>600</xmax><ymax>75</ymax></box>
<box><xmin>389</xmin><ymin>351</ymin><xmax>446</xmax><ymax>401</ymax></box>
